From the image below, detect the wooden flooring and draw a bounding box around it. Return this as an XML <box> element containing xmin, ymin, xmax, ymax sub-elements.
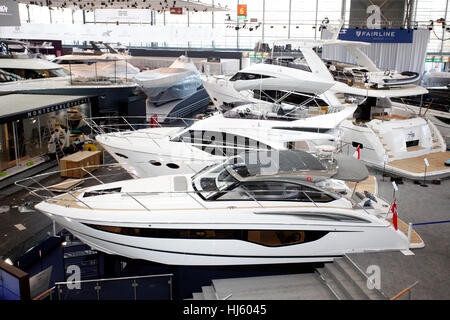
<box><xmin>387</xmin><ymin>218</ymin><xmax>424</xmax><ymax>247</ymax></box>
<box><xmin>49</xmin><ymin>191</ymin><xmax>88</xmax><ymax>209</ymax></box>
<box><xmin>50</xmin><ymin>179</ymin><xmax>83</xmax><ymax>191</ymax></box>
<box><xmin>388</xmin><ymin>152</ymin><xmax>450</xmax><ymax>174</ymax></box>
<box><xmin>346</xmin><ymin>175</ymin><xmax>377</xmax><ymax>195</ymax></box>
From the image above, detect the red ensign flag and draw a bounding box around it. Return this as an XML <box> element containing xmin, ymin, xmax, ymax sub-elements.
<box><xmin>391</xmin><ymin>199</ymin><xmax>398</xmax><ymax>230</ymax></box>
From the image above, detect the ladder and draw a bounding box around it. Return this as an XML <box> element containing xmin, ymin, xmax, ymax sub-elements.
<box><xmin>55</xmin><ymin>138</ymin><xmax>65</xmax><ymax>162</ymax></box>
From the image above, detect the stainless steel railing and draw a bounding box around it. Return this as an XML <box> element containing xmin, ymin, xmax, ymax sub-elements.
<box><xmin>34</xmin><ymin>273</ymin><xmax>174</xmax><ymax>300</ymax></box>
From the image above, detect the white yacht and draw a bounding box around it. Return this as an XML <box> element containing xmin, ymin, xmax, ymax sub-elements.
<box><xmin>32</xmin><ymin>151</ymin><xmax>419</xmax><ymax>266</ymax></box>
<box><xmin>92</xmin><ymin>104</ymin><xmax>356</xmax><ymax>178</ymax></box>
<box><xmin>202</xmin><ymin>38</ymin><xmax>450</xmax><ymax>180</ymax></box>
<box><xmin>0</xmin><ymin>54</ymin><xmax>71</xmax><ymax>88</ymax></box>
<box><xmin>132</xmin><ymin>55</ymin><xmax>210</xmax><ymax>120</ymax></box>
<box><xmin>133</xmin><ymin>55</ymin><xmax>203</xmax><ymax>104</ymax></box>
<box><xmin>0</xmin><ymin>51</ymin><xmax>140</xmax><ymax>97</ymax></box>
<box><xmin>52</xmin><ymin>53</ymin><xmax>140</xmax><ymax>81</ymax></box>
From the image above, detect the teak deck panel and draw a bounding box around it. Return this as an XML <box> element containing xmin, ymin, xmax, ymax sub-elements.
<box><xmin>388</xmin><ymin>152</ymin><xmax>450</xmax><ymax>173</ymax></box>
<box><xmin>387</xmin><ymin>218</ymin><xmax>424</xmax><ymax>246</ymax></box>
<box><xmin>50</xmin><ymin>179</ymin><xmax>83</xmax><ymax>191</ymax></box>
<box><xmin>346</xmin><ymin>175</ymin><xmax>377</xmax><ymax>195</ymax></box>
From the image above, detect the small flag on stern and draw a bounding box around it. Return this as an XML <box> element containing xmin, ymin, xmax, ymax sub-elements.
<box><xmin>391</xmin><ymin>199</ymin><xmax>398</xmax><ymax>230</ymax></box>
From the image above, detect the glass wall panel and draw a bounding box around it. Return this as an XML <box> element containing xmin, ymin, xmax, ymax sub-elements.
<box><xmin>0</xmin><ymin>123</ymin><xmax>16</xmax><ymax>172</ymax></box>
<box><xmin>15</xmin><ymin>118</ymin><xmax>42</xmax><ymax>163</ymax></box>
<box><xmin>14</xmin><ymin>0</ymin><xmax>450</xmax><ymax>53</ymax></box>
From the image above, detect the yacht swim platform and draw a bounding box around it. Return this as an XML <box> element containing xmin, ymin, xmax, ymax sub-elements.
<box><xmin>387</xmin><ymin>152</ymin><xmax>450</xmax><ymax>176</ymax></box>
<box><xmin>387</xmin><ymin>218</ymin><xmax>425</xmax><ymax>248</ymax></box>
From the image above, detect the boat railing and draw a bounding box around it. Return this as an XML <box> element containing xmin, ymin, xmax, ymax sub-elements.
<box><xmin>14</xmin><ymin>162</ymin><xmax>369</xmax><ymax>214</ymax></box>
<box><xmin>83</xmin><ymin>115</ymin><xmax>202</xmax><ymax>135</ymax></box>
<box><xmin>34</xmin><ymin>273</ymin><xmax>174</xmax><ymax>300</ymax></box>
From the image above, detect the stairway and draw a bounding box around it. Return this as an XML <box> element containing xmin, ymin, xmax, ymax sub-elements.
<box><xmin>316</xmin><ymin>257</ymin><xmax>387</xmax><ymax>300</ymax></box>
<box><xmin>188</xmin><ymin>273</ymin><xmax>337</xmax><ymax>300</ymax></box>
<box><xmin>427</xmin><ymin>119</ymin><xmax>444</xmax><ymax>151</ymax></box>
<box><xmin>370</xmin><ymin>126</ymin><xmax>394</xmax><ymax>160</ymax></box>
<box><xmin>187</xmin><ymin>257</ymin><xmax>387</xmax><ymax>300</ymax></box>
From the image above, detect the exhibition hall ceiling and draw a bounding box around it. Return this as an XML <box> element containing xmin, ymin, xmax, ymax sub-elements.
<box><xmin>15</xmin><ymin>0</ymin><xmax>228</xmax><ymax>11</ymax></box>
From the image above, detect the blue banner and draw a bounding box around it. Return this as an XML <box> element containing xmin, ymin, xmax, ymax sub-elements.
<box><xmin>338</xmin><ymin>28</ymin><xmax>413</xmax><ymax>43</ymax></box>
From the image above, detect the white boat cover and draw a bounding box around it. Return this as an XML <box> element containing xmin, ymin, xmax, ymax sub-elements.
<box><xmin>132</xmin><ymin>56</ymin><xmax>202</xmax><ymax>103</ymax></box>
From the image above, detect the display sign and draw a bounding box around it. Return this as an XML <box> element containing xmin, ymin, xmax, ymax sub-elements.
<box><xmin>338</xmin><ymin>28</ymin><xmax>413</xmax><ymax>43</ymax></box>
<box><xmin>425</xmin><ymin>56</ymin><xmax>444</xmax><ymax>62</ymax></box>
<box><xmin>348</xmin><ymin>0</ymin><xmax>406</xmax><ymax>28</ymax></box>
<box><xmin>0</xmin><ymin>0</ymin><xmax>20</xmax><ymax>27</ymax></box>
<box><xmin>237</xmin><ymin>4</ymin><xmax>247</xmax><ymax>19</ymax></box>
<box><xmin>94</xmin><ymin>9</ymin><xmax>150</xmax><ymax>23</ymax></box>
<box><xmin>170</xmin><ymin>7</ymin><xmax>183</xmax><ymax>15</ymax></box>
<box><xmin>25</xmin><ymin>98</ymin><xmax>90</xmax><ymax>119</ymax></box>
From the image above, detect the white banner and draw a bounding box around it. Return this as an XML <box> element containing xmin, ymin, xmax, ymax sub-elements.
<box><xmin>0</xmin><ymin>23</ymin><xmax>222</xmax><ymax>44</ymax></box>
<box><xmin>94</xmin><ymin>9</ymin><xmax>151</xmax><ymax>23</ymax></box>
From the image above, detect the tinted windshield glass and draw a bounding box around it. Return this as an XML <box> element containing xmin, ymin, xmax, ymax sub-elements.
<box><xmin>193</xmin><ymin>160</ymin><xmax>251</xmax><ymax>199</ymax></box>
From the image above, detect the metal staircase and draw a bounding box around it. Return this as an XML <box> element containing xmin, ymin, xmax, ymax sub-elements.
<box><xmin>187</xmin><ymin>256</ymin><xmax>387</xmax><ymax>300</ymax></box>
<box><xmin>316</xmin><ymin>257</ymin><xmax>387</xmax><ymax>300</ymax></box>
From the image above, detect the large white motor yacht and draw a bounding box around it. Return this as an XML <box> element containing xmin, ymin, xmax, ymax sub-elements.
<box><xmin>93</xmin><ymin>104</ymin><xmax>356</xmax><ymax>178</ymax></box>
<box><xmin>32</xmin><ymin>151</ymin><xmax>418</xmax><ymax>266</ymax></box>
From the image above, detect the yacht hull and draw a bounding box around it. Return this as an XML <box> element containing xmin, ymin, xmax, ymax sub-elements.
<box><xmin>39</xmin><ymin>209</ymin><xmax>408</xmax><ymax>266</ymax></box>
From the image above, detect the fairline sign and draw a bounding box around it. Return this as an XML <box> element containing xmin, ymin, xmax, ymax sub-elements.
<box><xmin>338</xmin><ymin>28</ymin><xmax>413</xmax><ymax>43</ymax></box>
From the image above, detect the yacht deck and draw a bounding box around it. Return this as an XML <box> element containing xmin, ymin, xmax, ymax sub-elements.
<box><xmin>388</xmin><ymin>152</ymin><xmax>450</xmax><ymax>174</ymax></box>
<box><xmin>387</xmin><ymin>218</ymin><xmax>424</xmax><ymax>248</ymax></box>
<box><xmin>345</xmin><ymin>175</ymin><xmax>377</xmax><ymax>195</ymax></box>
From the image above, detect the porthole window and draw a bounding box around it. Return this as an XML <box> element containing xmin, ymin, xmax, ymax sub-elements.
<box><xmin>149</xmin><ymin>160</ymin><xmax>162</xmax><ymax>166</ymax></box>
<box><xmin>166</xmin><ymin>163</ymin><xmax>180</xmax><ymax>169</ymax></box>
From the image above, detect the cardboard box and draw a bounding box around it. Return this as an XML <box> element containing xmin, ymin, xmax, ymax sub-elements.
<box><xmin>59</xmin><ymin>151</ymin><xmax>101</xmax><ymax>178</ymax></box>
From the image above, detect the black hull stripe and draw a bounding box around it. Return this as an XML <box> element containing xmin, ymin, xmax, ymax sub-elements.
<box><xmin>67</xmin><ymin>227</ymin><xmax>343</xmax><ymax>260</ymax></box>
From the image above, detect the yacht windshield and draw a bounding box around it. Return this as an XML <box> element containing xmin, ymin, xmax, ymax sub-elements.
<box><xmin>192</xmin><ymin>159</ymin><xmax>251</xmax><ymax>199</ymax></box>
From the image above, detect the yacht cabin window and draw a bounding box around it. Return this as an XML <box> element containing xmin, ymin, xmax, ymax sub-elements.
<box><xmin>0</xmin><ymin>67</ymin><xmax>68</xmax><ymax>81</ymax></box>
<box><xmin>172</xmin><ymin>130</ymin><xmax>271</xmax><ymax>156</ymax></box>
<box><xmin>85</xmin><ymin>223</ymin><xmax>329</xmax><ymax>247</ymax></box>
<box><xmin>0</xmin><ymin>69</ymin><xmax>23</xmax><ymax>82</ymax></box>
<box><xmin>229</xmin><ymin>72</ymin><xmax>272</xmax><ymax>81</ymax></box>
<box><xmin>215</xmin><ymin>181</ymin><xmax>335</xmax><ymax>203</ymax></box>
